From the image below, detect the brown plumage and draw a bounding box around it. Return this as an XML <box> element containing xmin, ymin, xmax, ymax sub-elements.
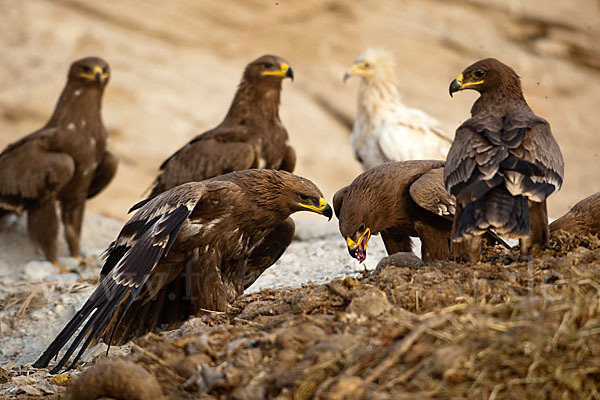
<box><xmin>446</xmin><ymin>58</ymin><xmax>564</xmax><ymax>261</ymax></box>
<box><xmin>33</xmin><ymin>169</ymin><xmax>332</xmax><ymax>373</ymax></box>
<box><xmin>333</xmin><ymin>160</ymin><xmax>454</xmax><ymax>263</ymax></box>
<box><xmin>148</xmin><ymin>55</ymin><xmax>295</xmax><ymax>197</ymax></box>
<box><xmin>0</xmin><ymin>57</ymin><xmax>117</xmax><ymax>269</ymax></box>
<box><xmin>550</xmin><ymin>192</ymin><xmax>600</xmax><ymax>237</ymax></box>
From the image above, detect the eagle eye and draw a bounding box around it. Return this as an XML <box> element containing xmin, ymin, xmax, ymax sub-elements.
<box><xmin>299</xmin><ymin>194</ymin><xmax>309</xmax><ymax>201</ymax></box>
<box><xmin>364</xmin><ymin>62</ymin><xmax>370</xmax><ymax>68</ymax></box>
<box><xmin>264</xmin><ymin>62</ymin><xmax>274</xmax><ymax>69</ymax></box>
<box><xmin>358</xmin><ymin>224</ymin><xmax>366</xmax><ymax>232</ymax></box>
<box><xmin>474</xmin><ymin>69</ymin><xmax>485</xmax><ymax>78</ymax></box>
<box><xmin>82</xmin><ymin>66</ymin><xmax>92</xmax><ymax>74</ymax></box>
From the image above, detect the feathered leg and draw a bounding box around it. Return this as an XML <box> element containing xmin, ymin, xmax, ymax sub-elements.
<box><xmin>244</xmin><ymin>217</ymin><xmax>295</xmax><ymax>289</ymax></box>
<box><xmin>279</xmin><ymin>145</ymin><xmax>297</xmax><ymax>173</ymax></box>
<box><xmin>87</xmin><ymin>151</ymin><xmax>118</xmax><ymax>199</ymax></box>
<box><xmin>415</xmin><ymin>222</ymin><xmax>451</xmax><ymax>262</ymax></box>
<box><xmin>450</xmin><ymin>202</ymin><xmax>481</xmax><ymax>263</ymax></box>
<box><xmin>60</xmin><ymin>201</ymin><xmax>85</xmax><ymax>259</ymax></box>
<box><xmin>529</xmin><ymin>200</ymin><xmax>549</xmax><ymax>249</ymax></box>
<box><xmin>381</xmin><ymin>227</ymin><xmax>412</xmax><ymax>255</ymax></box>
<box><xmin>28</xmin><ymin>198</ymin><xmax>59</xmax><ymax>264</ymax></box>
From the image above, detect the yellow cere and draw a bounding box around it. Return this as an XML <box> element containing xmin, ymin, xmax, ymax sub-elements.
<box><xmin>456</xmin><ymin>73</ymin><xmax>483</xmax><ymax>89</ymax></box>
<box><xmin>298</xmin><ymin>197</ymin><xmax>329</xmax><ymax>214</ymax></box>
<box><xmin>347</xmin><ymin>227</ymin><xmax>371</xmax><ymax>250</ymax></box>
<box><xmin>80</xmin><ymin>65</ymin><xmax>109</xmax><ymax>81</ymax></box>
<box><xmin>263</xmin><ymin>63</ymin><xmax>289</xmax><ymax>77</ymax></box>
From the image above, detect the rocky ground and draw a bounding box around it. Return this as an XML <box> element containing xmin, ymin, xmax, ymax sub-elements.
<box><xmin>0</xmin><ymin>215</ymin><xmax>599</xmax><ymax>399</ymax></box>
<box><xmin>1</xmin><ymin>0</ymin><xmax>600</xmax><ymax>398</ymax></box>
<box><xmin>0</xmin><ymin>214</ymin><xmax>388</xmax><ymax>371</ymax></box>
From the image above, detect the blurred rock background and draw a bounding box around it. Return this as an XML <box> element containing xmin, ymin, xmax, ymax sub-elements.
<box><xmin>0</xmin><ymin>0</ymin><xmax>598</xmax><ymax>221</ymax></box>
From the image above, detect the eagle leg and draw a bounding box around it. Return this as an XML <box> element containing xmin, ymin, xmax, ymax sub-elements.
<box><xmin>279</xmin><ymin>145</ymin><xmax>297</xmax><ymax>173</ymax></box>
<box><xmin>381</xmin><ymin>228</ymin><xmax>412</xmax><ymax>255</ymax></box>
<box><xmin>87</xmin><ymin>151</ymin><xmax>118</xmax><ymax>199</ymax></box>
<box><xmin>415</xmin><ymin>222</ymin><xmax>451</xmax><ymax>262</ymax></box>
<box><xmin>27</xmin><ymin>198</ymin><xmax>59</xmax><ymax>264</ymax></box>
<box><xmin>60</xmin><ymin>201</ymin><xmax>85</xmax><ymax>259</ymax></box>
<box><xmin>244</xmin><ymin>217</ymin><xmax>295</xmax><ymax>289</ymax></box>
<box><xmin>450</xmin><ymin>203</ymin><xmax>481</xmax><ymax>263</ymax></box>
<box><xmin>528</xmin><ymin>200</ymin><xmax>549</xmax><ymax>250</ymax></box>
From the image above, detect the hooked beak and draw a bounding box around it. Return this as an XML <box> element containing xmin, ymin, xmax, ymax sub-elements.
<box><xmin>81</xmin><ymin>65</ymin><xmax>109</xmax><ymax>83</ymax></box>
<box><xmin>346</xmin><ymin>228</ymin><xmax>371</xmax><ymax>263</ymax></box>
<box><xmin>264</xmin><ymin>63</ymin><xmax>294</xmax><ymax>81</ymax></box>
<box><xmin>449</xmin><ymin>73</ymin><xmax>483</xmax><ymax>97</ymax></box>
<box><xmin>343</xmin><ymin>64</ymin><xmax>361</xmax><ymax>83</ymax></box>
<box><xmin>449</xmin><ymin>78</ymin><xmax>462</xmax><ymax>97</ymax></box>
<box><xmin>298</xmin><ymin>198</ymin><xmax>333</xmax><ymax>220</ymax></box>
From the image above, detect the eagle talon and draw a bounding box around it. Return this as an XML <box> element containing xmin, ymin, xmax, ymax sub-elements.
<box><xmin>52</xmin><ymin>262</ymin><xmax>73</xmax><ymax>274</ymax></box>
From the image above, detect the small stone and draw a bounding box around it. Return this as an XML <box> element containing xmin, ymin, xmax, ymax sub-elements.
<box><xmin>375</xmin><ymin>252</ymin><xmax>424</xmax><ymax>273</ymax></box>
<box><xmin>24</xmin><ymin>260</ymin><xmax>54</xmax><ymax>281</ymax></box>
<box><xmin>346</xmin><ymin>287</ymin><xmax>392</xmax><ymax>318</ymax></box>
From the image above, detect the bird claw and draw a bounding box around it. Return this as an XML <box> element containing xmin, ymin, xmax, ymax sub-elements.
<box><xmin>52</xmin><ymin>261</ymin><xmax>74</xmax><ymax>274</ymax></box>
<box><xmin>74</xmin><ymin>255</ymin><xmax>94</xmax><ymax>267</ymax></box>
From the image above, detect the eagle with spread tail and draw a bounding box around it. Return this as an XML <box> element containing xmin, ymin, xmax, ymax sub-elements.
<box><xmin>446</xmin><ymin>58</ymin><xmax>564</xmax><ymax>261</ymax></box>
<box><xmin>0</xmin><ymin>57</ymin><xmax>117</xmax><ymax>271</ymax></box>
<box><xmin>33</xmin><ymin>169</ymin><xmax>332</xmax><ymax>373</ymax></box>
<box><xmin>148</xmin><ymin>55</ymin><xmax>296</xmax><ymax>197</ymax></box>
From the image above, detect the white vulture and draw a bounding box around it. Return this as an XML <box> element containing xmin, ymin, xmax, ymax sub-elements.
<box><xmin>344</xmin><ymin>48</ymin><xmax>453</xmax><ymax>170</ymax></box>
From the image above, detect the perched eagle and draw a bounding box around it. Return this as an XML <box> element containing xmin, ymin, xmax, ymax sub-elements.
<box><xmin>343</xmin><ymin>48</ymin><xmax>453</xmax><ymax>170</ymax></box>
<box><xmin>148</xmin><ymin>55</ymin><xmax>295</xmax><ymax>197</ymax></box>
<box><xmin>446</xmin><ymin>58</ymin><xmax>564</xmax><ymax>261</ymax></box>
<box><xmin>0</xmin><ymin>57</ymin><xmax>117</xmax><ymax>271</ymax></box>
<box><xmin>550</xmin><ymin>192</ymin><xmax>600</xmax><ymax>237</ymax></box>
<box><xmin>33</xmin><ymin>169</ymin><xmax>332</xmax><ymax>373</ymax></box>
<box><xmin>333</xmin><ymin>160</ymin><xmax>506</xmax><ymax>263</ymax></box>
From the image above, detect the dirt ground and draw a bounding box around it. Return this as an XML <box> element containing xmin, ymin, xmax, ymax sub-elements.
<box><xmin>1</xmin><ymin>1</ymin><xmax>600</xmax><ymax>399</ymax></box>
<box><xmin>1</xmin><ymin>0</ymin><xmax>599</xmax><ymax>221</ymax></box>
<box><xmin>1</xmin><ymin>231</ymin><xmax>599</xmax><ymax>399</ymax></box>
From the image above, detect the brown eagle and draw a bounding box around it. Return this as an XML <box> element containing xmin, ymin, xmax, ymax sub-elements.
<box><xmin>550</xmin><ymin>192</ymin><xmax>600</xmax><ymax>237</ymax></box>
<box><xmin>446</xmin><ymin>58</ymin><xmax>564</xmax><ymax>261</ymax></box>
<box><xmin>333</xmin><ymin>160</ymin><xmax>506</xmax><ymax>263</ymax></box>
<box><xmin>0</xmin><ymin>57</ymin><xmax>117</xmax><ymax>271</ymax></box>
<box><xmin>148</xmin><ymin>55</ymin><xmax>295</xmax><ymax>197</ymax></box>
<box><xmin>33</xmin><ymin>169</ymin><xmax>332</xmax><ymax>373</ymax></box>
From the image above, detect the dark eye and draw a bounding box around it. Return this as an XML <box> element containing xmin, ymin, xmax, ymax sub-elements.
<box><xmin>299</xmin><ymin>194</ymin><xmax>309</xmax><ymax>201</ymax></box>
<box><xmin>264</xmin><ymin>62</ymin><xmax>274</xmax><ymax>69</ymax></box>
<box><xmin>364</xmin><ymin>62</ymin><xmax>370</xmax><ymax>68</ymax></box>
<box><xmin>474</xmin><ymin>69</ymin><xmax>485</xmax><ymax>78</ymax></box>
<box><xmin>82</xmin><ymin>66</ymin><xmax>92</xmax><ymax>73</ymax></box>
<box><xmin>102</xmin><ymin>66</ymin><xmax>108</xmax><ymax>73</ymax></box>
<box><xmin>358</xmin><ymin>224</ymin><xmax>365</xmax><ymax>232</ymax></box>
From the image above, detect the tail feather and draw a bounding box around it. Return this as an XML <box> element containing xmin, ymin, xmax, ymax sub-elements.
<box><xmin>32</xmin><ymin>281</ymin><xmax>131</xmax><ymax>373</ymax></box>
<box><xmin>456</xmin><ymin>186</ymin><xmax>530</xmax><ymax>240</ymax></box>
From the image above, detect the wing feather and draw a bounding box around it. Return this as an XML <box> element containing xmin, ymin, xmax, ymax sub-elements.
<box><xmin>35</xmin><ymin>183</ymin><xmax>208</xmax><ymax>372</ymax></box>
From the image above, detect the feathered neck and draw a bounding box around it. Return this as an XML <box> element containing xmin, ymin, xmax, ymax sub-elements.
<box><xmin>471</xmin><ymin>77</ymin><xmax>526</xmax><ymax>116</ymax></box>
<box><xmin>357</xmin><ymin>72</ymin><xmax>402</xmax><ymax>122</ymax></box>
<box><xmin>47</xmin><ymin>81</ymin><xmax>105</xmax><ymax>127</ymax></box>
<box><xmin>224</xmin><ymin>76</ymin><xmax>282</xmax><ymax>124</ymax></box>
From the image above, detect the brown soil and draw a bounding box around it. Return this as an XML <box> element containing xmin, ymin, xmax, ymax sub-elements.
<box><xmin>4</xmin><ymin>231</ymin><xmax>600</xmax><ymax>399</ymax></box>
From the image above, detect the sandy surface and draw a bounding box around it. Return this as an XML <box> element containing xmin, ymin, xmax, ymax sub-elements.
<box><xmin>0</xmin><ymin>0</ymin><xmax>599</xmax><ymax>222</ymax></box>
